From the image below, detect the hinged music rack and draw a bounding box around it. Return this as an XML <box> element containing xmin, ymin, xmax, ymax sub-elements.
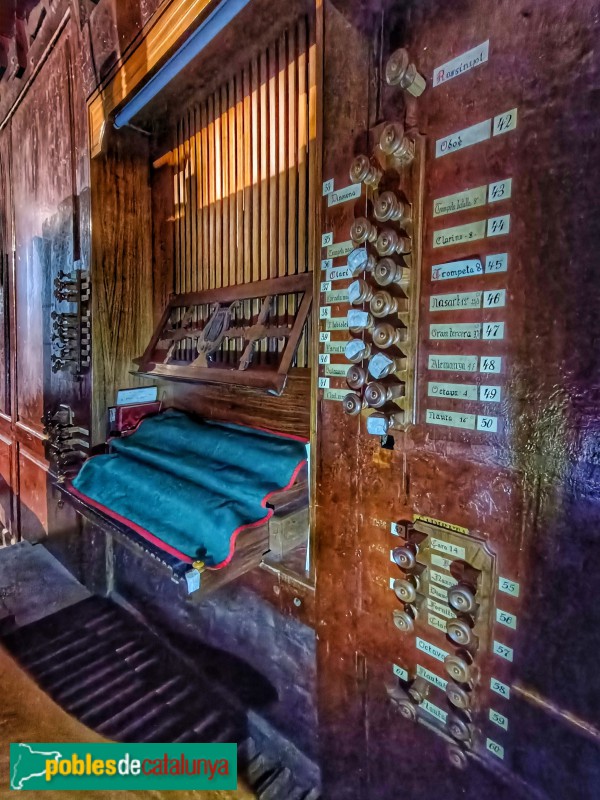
<box><xmin>134</xmin><ymin>274</ymin><xmax>313</xmax><ymax>394</ymax></box>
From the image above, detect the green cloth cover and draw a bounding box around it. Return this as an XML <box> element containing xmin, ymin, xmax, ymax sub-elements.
<box><xmin>71</xmin><ymin>410</ymin><xmax>307</xmax><ymax>567</ymax></box>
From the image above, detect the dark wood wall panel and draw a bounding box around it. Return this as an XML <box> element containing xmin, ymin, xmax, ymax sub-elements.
<box><xmin>315</xmin><ymin>1</ymin><xmax>600</xmax><ymax>798</ymax></box>
<box><xmin>90</xmin><ymin>128</ymin><xmax>155</xmax><ymax>442</ymax></box>
<box><xmin>12</xmin><ymin>33</ymin><xmax>75</xmax><ymax>435</ymax></box>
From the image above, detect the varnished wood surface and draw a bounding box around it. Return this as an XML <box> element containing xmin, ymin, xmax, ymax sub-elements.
<box><xmin>90</xmin><ymin>127</ymin><xmax>155</xmax><ymax>443</ymax></box>
<box><xmin>160</xmin><ymin>368</ymin><xmax>311</xmax><ymax>438</ymax></box>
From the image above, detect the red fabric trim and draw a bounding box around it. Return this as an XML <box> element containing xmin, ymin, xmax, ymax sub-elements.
<box><xmin>66</xmin><ymin>454</ymin><xmax>307</xmax><ymax>570</ymax></box>
<box><xmin>67</xmin><ymin>482</ymin><xmax>194</xmax><ymax>563</ymax></box>
<box><xmin>113</xmin><ymin>411</ymin><xmax>309</xmax><ymax>444</ymax></box>
<box><xmin>208</xmin><ymin>456</ymin><xmax>307</xmax><ymax>569</ymax></box>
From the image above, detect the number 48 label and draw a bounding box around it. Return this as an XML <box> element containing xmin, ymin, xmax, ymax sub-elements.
<box><xmin>481</xmin><ymin>357</ymin><xmax>502</xmax><ymax>373</ymax></box>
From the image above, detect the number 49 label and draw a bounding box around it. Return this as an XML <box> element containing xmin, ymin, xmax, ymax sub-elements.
<box><xmin>480</xmin><ymin>385</ymin><xmax>501</xmax><ymax>402</ymax></box>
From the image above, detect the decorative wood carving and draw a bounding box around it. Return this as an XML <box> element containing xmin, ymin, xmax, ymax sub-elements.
<box><xmin>135</xmin><ymin>274</ymin><xmax>313</xmax><ymax>394</ymax></box>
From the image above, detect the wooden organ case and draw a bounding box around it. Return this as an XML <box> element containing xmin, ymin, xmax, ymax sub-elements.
<box><xmin>315</xmin><ymin>1</ymin><xmax>600</xmax><ymax>799</ymax></box>
<box><xmin>1</xmin><ymin>0</ymin><xmax>599</xmax><ymax>798</ymax></box>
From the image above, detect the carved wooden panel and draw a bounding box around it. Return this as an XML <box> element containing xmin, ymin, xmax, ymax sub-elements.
<box><xmin>136</xmin><ymin>274</ymin><xmax>313</xmax><ymax>393</ymax></box>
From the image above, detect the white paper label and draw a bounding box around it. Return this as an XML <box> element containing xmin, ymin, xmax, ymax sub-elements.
<box><xmin>426</xmin><ymin>409</ymin><xmax>476</xmax><ymax>430</ymax></box>
<box><xmin>490</xmin><ymin>709</ymin><xmax>509</xmax><ymax>731</ymax></box>
<box><xmin>428</xmin><ymin>613</ymin><xmax>448</xmax><ymax>633</ymax></box>
<box><xmin>429</xmin><ymin>583</ymin><xmax>449</xmax><ymax>602</ymax></box>
<box><xmin>318</xmin><ymin>354</ymin><xmax>330</xmax><ymax>364</ymax></box>
<box><xmin>433</xmin><ymin>40</ymin><xmax>489</xmax><ymax>87</ymax></box>
<box><xmin>322</xmin><ymin>232</ymin><xmax>333</xmax><ymax>247</ymax></box>
<box><xmin>428</xmin><ymin>355</ymin><xmax>478</xmax><ymax>372</ymax></box>
<box><xmin>493</xmin><ymin>641</ymin><xmax>514</xmax><ymax>662</ymax></box>
<box><xmin>185</xmin><ymin>569</ymin><xmax>201</xmax><ymax>593</ymax></box>
<box><xmin>433</xmin><ymin>220</ymin><xmax>487</xmax><ymax>249</ymax></box>
<box><xmin>432</xmin><ymin>258</ymin><xmax>483</xmax><ymax>281</ymax></box>
<box><xmin>428</xmin><ymin>382</ymin><xmax>478</xmax><ymax>401</ymax></box>
<box><xmin>433</xmin><ymin>185</ymin><xmax>487</xmax><ymax>217</ymax></box>
<box><xmin>488</xmin><ymin>178</ymin><xmax>512</xmax><ymax>203</ymax></box>
<box><xmin>498</xmin><ymin>577</ymin><xmax>520</xmax><ymax>597</ymax></box>
<box><xmin>324</xmin><ymin>341</ymin><xmax>346</xmax><ymax>354</ymax></box>
<box><xmin>323</xmin><ymin>388</ymin><xmax>350</xmax><ymax>402</ymax></box>
<box><xmin>430</xmin><ymin>291</ymin><xmax>482</xmax><ymax>311</ymax></box>
<box><xmin>416</xmin><ymin>638</ymin><xmax>449</xmax><ymax>663</ymax></box>
<box><xmin>322</xmin><ymin>179</ymin><xmax>334</xmax><ymax>196</ymax></box>
<box><xmin>417</xmin><ymin>665</ymin><xmax>448</xmax><ymax>690</ymax></box>
<box><xmin>326</xmin><ymin>266</ymin><xmax>352</xmax><ymax>282</ymax></box>
<box><xmin>490</xmin><ymin>677</ymin><xmax>511</xmax><ymax>699</ymax></box>
<box><xmin>428</xmin><ymin>599</ymin><xmax>456</xmax><ymax>621</ymax></box>
<box><xmin>393</xmin><ymin>663</ymin><xmax>409</xmax><ymax>681</ymax></box>
<box><xmin>496</xmin><ymin>609</ymin><xmax>517</xmax><ymax>630</ymax></box>
<box><xmin>325</xmin><ymin>289</ymin><xmax>349</xmax><ymax>304</ymax></box>
<box><xmin>116</xmin><ymin>386</ymin><xmax>158</xmax><ymax>406</ymax></box>
<box><xmin>493</xmin><ymin>107</ymin><xmax>518</xmax><ymax>136</ymax></box>
<box><xmin>431</xmin><ymin>538</ymin><xmax>465</xmax><ymax>559</ymax></box>
<box><xmin>327</xmin><ymin>240</ymin><xmax>353</xmax><ymax>259</ymax></box>
<box><xmin>318</xmin><ymin>377</ymin><xmax>330</xmax><ymax>389</ymax></box>
<box><xmin>436</xmin><ymin>118</ymin><xmax>491</xmax><ymax>158</ymax></box>
<box><xmin>486</xmin><ymin>739</ymin><xmax>505</xmax><ymax>760</ymax></box>
<box><xmin>483</xmin><ymin>289</ymin><xmax>506</xmax><ymax>308</ymax></box>
<box><xmin>320</xmin><ymin>281</ymin><xmax>332</xmax><ymax>293</ymax></box>
<box><xmin>487</xmin><ymin>215</ymin><xmax>510</xmax><ymax>237</ymax></box>
<box><xmin>347</xmin><ymin>309</ymin><xmax>370</xmax><ymax>329</ymax></box>
<box><xmin>367</xmin><ymin>416</ymin><xmax>388</xmax><ymax>436</ymax></box>
<box><xmin>480</xmin><ymin>385</ymin><xmax>502</xmax><ymax>402</ymax></box>
<box><xmin>430</xmin><ymin>323</ymin><xmax>482</xmax><ymax>340</ymax></box>
<box><xmin>345</xmin><ymin>339</ymin><xmax>366</xmax><ymax>360</ymax></box>
<box><xmin>430</xmin><ymin>569</ymin><xmax>458</xmax><ymax>589</ymax></box>
<box><xmin>325</xmin><ymin>317</ymin><xmax>348</xmax><ymax>331</ymax></box>
<box><xmin>325</xmin><ymin>363</ymin><xmax>350</xmax><ymax>377</ymax></box>
<box><xmin>480</xmin><ymin>357</ymin><xmax>502</xmax><ymax>373</ymax></box>
<box><xmin>485</xmin><ymin>253</ymin><xmax>508</xmax><ymax>273</ymax></box>
<box><xmin>319</xmin><ymin>331</ymin><xmax>330</xmax><ymax>342</ymax></box>
<box><xmin>328</xmin><ymin>183</ymin><xmax>362</xmax><ymax>207</ymax></box>
<box><xmin>421</xmin><ymin>699</ymin><xmax>448</xmax><ymax>723</ymax></box>
<box><xmin>321</xmin><ymin>258</ymin><xmax>333</xmax><ymax>270</ymax></box>
<box><xmin>319</xmin><ymin>306</ymin><xmax>332</xmax><ymax>319</ymax></box>
<box><xmin>431</xmin><ymin>554</ymin><xmax>454</xmax><ymax>571</ymax></box>
<box><xmin>369</xmin><ymin>353</ymin><xmax>396</xmax><ymax>380</ymax></box>
<box><xmin>348</xmin><ymin>280</ymin><xmax>362</xmax><ymax>304</ymax></box>
<box><xmin>477</xmin><ymin>415</ymin><xmax>498</xmax><ymax>432</ymax></box>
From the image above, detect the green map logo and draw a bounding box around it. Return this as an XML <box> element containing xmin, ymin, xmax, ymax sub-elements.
<box><xmin>9</xmin><ymin>743</ymin><xmax>237</xmax><ymax>791</ymax></box>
